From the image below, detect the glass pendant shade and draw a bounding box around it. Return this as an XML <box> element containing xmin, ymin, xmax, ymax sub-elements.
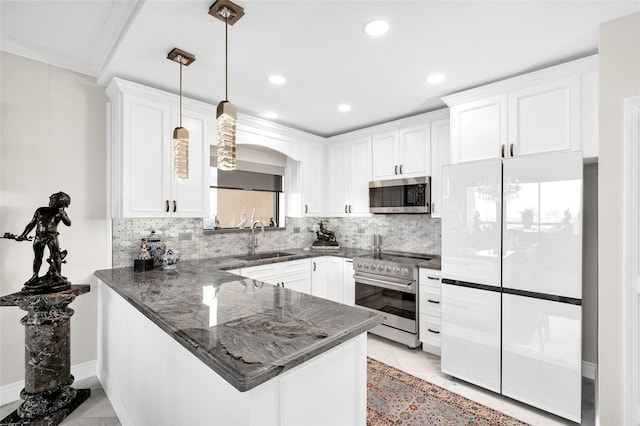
<box><xmin>216</xmin><ymin>100</ymin><xmax>237</xmax><ymax>171</ymax></box>
<box><xmin>173</xmin><ymin>126</ymin><xmax>189</xmax><ymax>180</ymax></box>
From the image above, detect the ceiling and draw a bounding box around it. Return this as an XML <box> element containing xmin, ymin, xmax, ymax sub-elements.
<box><xmin>1</xmin><ymin>1</ymin><xmax>639</xmax><ymax>138</ymax></box>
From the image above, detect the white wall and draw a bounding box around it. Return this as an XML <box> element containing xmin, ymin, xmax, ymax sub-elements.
<box><xmin>598</xmin><ymin>12</ymin><xmax>640</xmax><ymax>425</ymax></box>
<box><xmin>0</xmin><ymin>52</ymin><xmax>108</xmax><ymax>389</ymax></box>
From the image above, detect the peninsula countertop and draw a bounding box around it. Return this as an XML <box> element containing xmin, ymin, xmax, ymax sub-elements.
<box><xmin>94</xmin><ymin>247</ymin><xmax>383</xmax><ymax>392</ymax></box>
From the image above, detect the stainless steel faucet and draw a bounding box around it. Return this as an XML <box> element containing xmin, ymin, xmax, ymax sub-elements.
<box><xmin>250</xmin><ymin>219</ymin><xmax>264</xmax><ymax>255</ymax></box>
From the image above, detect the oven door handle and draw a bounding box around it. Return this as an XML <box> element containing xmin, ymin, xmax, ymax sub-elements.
<box><xmin>354</xmin><ymin>274</ymin><xmax>416</xmax><ymax>294</ymax></box>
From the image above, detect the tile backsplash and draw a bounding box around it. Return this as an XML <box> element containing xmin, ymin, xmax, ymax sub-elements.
<box><xmin>112</xmin><ymin>215</ymin><xmax>441</xmax><ymax>268</ymax></box>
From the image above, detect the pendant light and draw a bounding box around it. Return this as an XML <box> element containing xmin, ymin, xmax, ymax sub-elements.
<box><xmin>167</xmin><ymin>48</ymin><xmax>196</xmax><ymax>180</ymax></box>
<box><xmin>209</xmin><ymin>0</ymin><xmax>244</xmax><ymax>171</ymax></box>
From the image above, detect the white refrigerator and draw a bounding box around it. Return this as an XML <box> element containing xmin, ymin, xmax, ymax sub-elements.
<box><xmin>440</xmin><ymin>151</ymin><xmax>583</xmax><ymax>423</ymax></box>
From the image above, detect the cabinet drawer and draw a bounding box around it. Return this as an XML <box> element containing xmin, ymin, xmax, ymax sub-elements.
<box><xmin>419</xmin><ymin>289</ymin><xmax>441</xmax><ymax>317</ymax></box>
<box><xmin>419</xmin><ymin>314</ymin><xmax>441</xmax><ymax>346</ymax></box>
<box><xmin>419</xmin><ymin>269</ymin><xmax>441</xmax><ymax>285</ymax></box>
<box><xmin>281</xmin><ymin>258</ymin><xmax>311</xmax><ymax>275</ymax></box>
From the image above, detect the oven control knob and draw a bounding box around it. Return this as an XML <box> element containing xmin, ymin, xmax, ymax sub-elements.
<box><xmin>364</xmin><ymin>263</ymin><xmax>371</xmax><ymax>269</ymax></box>
<box><xmin>386</xmin><ymin>265</ymin><xmax>392</xmax><ymax>273</ymax></box>
<box><xmin>376</xmin><ymin>264</ymin><xmax>383</xmax><ymax>271</ymax></box>
<box><xmin>401</xmin><ymin>267</ymin><xmax>409</xmax><ymax>276</ymax></box>
<box><xmin>393</xmin><ymin>267</ymin><xmax>401</xmax><ymax>274</ymax></box>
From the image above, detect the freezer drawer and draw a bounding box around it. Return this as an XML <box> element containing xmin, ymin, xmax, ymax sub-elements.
<box><xmin>441</xmin><ymin>283</ymin><xmax>501</xmax><ymax>393</ymax></box>
<box><xmin>502</xmin><ymin>293</ymin><xmax>582</xmax><ymax>423</ymax></box>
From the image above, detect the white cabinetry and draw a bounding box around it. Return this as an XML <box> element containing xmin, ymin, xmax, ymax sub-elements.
<box><xmin>429</xmin><ymin>118</ymin><xmax>450</xmax><ymax>218</ymax></box>
<box><xmin>326</xmin><ymin>137</ymin><xmax>371</xmax><ymax>216</ymax></box>
<box><xmin>444</xmin><ymin>55</ymin><xmax>598</xmax><ymax>163</ymax></box>
<box><xmin>372</xmin><ymin>124</ymin><xmax>430</xmax><ymax>180</ymax></box>
<box><xmin>311</xmin><ymin>256</ymin><xmax>351</xmax><ymax>304</ymax></box>
<box><xmin>241</xmin><ymin>259</ymin><xmax>312</xmax><ymax>294</ymax></box>
<box><xmin>106</xmin><ymin>78</ymin><xmax>211</xmax><ymax>218</ymax></box>
<box><xmin>419</xmin><ymin>268</ymin><xmax>442</xmax><ymax>356</ymax></box>
<box><xmin>302</xmin><ymin>141</ymin><xmax>324</xmax><ymax>216</ymax></box>
<box><xmin>343</xmin><ymin>259</ymin><xmax>355</xmax><ymax>306</ymax></box>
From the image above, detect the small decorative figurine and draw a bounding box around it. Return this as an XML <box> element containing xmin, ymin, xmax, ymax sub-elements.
<box><xmin>161</xmin><ymin>249</ymin><xmax>180</xmax><ymax>269</ymax></box>
<box><xmin>3</xmin><ymin>192</ymin><xmax>72</xmax><ymax>294</ymax></box>
<box><xmin>133</xmin><ymin>239</ymin><xmax>154</xmax><ymax>272</ymax></box>
<box><xmin>312</xmin><ymin>220</ymin><xmax>340</xmax><ymax>250</ymax></box>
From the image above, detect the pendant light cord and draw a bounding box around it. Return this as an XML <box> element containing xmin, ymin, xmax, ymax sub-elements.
<box><xmin>225</xmin><ymin>14</ymin><xmax>229</xmax><ymax>102</ymax></box>
<box><xmin>179</xmin><ymin>60</ymin><xmax>183</xmax><ymax>127</ymax></box>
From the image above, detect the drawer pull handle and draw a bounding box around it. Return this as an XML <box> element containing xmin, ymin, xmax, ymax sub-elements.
<box><xmin>428</xmin><ymin>328</ymin><xmax>440</xmax><ymax>334</ymax></box>
<box><xmin>427</xmin><ymin>299</ymin><xmax>440</xmax><ymax>304</ymax></box>
<box><xmin>427</xmin><ymin>276</ymin><xmax>439</xmax><ymax>280</ymax></box>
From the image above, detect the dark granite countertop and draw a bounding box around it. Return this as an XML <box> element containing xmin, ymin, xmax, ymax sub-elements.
<box><xmin>417</xmin><ymin>256</ymin><xmax>441</xmax><ymax>271</ymax></box>
<box><xmin>94</xmin><ymin>247</ymin><xmax>382</xmax><ymax>392</ymax></box>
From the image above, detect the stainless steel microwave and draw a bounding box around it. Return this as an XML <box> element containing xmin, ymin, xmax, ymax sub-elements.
<box><xmin>369</xmin><ymin>176</ymin><xmax>431</xmax><ymax>214</ymax></box>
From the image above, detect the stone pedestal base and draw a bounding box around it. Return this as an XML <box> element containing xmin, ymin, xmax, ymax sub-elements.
<box><xmin>1</xmin><ymin>389</ymin><xmax>90</xmax><ymax>426</ymax></box>
<box><xmin>0</xmin><ymin>285</ymin><xmax>90</xmax><ymax>425</ymax></box>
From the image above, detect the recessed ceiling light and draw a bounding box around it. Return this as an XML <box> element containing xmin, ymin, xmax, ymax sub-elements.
<box><xmin>426</xmin><ymin>73</ymin><xmax>446</xmax><ymax>85</ymax></box>
<box><xmin>338</xmin><ymin>104</ymin><xmax>351</xmax><ymax>112</ymax></box>
<box><xmin>363</xmin><ymin>20</ymin><xmax>389</xmax><ymax>37</ymax></box>
<box><xmin>268</xmin><ymin>75</ymin><xmax>286</xmax><ymax>85</ymax></box>
<box><xmin>265</xmin><ymin>111</ymin><xmax>278</xmax><ymax>119</ymax></box>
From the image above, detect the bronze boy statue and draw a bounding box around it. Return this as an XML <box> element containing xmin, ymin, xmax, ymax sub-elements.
<box><xmin>14</xmin><ymin>192</ymin><xmax>72</xmax><ymax>294</ymax></box>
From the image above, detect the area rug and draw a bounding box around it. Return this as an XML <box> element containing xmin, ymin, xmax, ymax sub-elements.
<box><xmin>367</xmin><ymin>358</ymin><xmax>529</xmax><ymax>426</ymax></box>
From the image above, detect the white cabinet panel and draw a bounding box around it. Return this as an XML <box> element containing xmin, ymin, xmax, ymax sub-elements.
<box><xmin>343</xmin><ymin>259</ymin><xmax>355</xmax><ymax>306</ymax></box>
<box><xmin>398</xmin><ymin>124</ymin><xmax>430</xmax><ymax>177</ymax></box>
<box><xmin>311</xmin><ymin>257</ymin><xmax>328</xmax><ymax>298</ymax></box>
<box><xmin>450</xmin><ymin>95</ymin><xmax>507</xmax><ymax>163</ymax></box>
<box><xmin>441</xmin><ymin>284</ymin><xmax>501</xmax><ymax>392</ymax></box>
<box><xmin>325</xmin><ymin>256</ymin><xmax>345</xmax><ymax>303</ymax></box>
<box><xmin>326</xmin><ymin>137</ymin><xmax>371</xmax><ymax>217</ymax></box>
<box><xmin>507</xmin><ymin>76</ymin><xmax>579</xmax><ymax>156</ymax></box>
<box><xmin>430</xmin><ymin>118</ymin><xmax>450</xmax><ymax>218</ymax></box>
<box><xmin>371</xmin><ymin>131</ymin><xmax>397</xmax><ymax>180</ymax></box>
<box><xmin>502</xmin><ymin>151</ymin><xmax>583</xmax><ymax>299</ymax></box>
<box><xmin>303</xmin><ymin>142</ymin><xmax>324</xmax><ymax>216</ymax></box>
<box><xmin>502</xmin><ymin>294</ymin><xmax>582</xmax><ymax>423</ymax></box>
<box><xmin>441</xmin><ymin>160</ymin><xmax>502</xmax><ymax>286</ymax></box>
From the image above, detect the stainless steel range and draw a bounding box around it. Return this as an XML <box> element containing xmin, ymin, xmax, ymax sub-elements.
<box><xmin>353</xmin><ymin>251</ymin><xmax>432</xmax><ymax>348</ymax></box>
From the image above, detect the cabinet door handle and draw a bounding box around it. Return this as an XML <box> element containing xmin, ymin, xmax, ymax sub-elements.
<box><xmin>394</xmin><ymin>165</ymin><xmax>398</xmax><ymax>175</ymax></box>
<box><xmin>173</xmin><ymin>200</ymin><xmax>177</xmax><ymax>213</ymax></box>
<box><xmin>281</xmin><ymin>282</ymin><xmax>285</xmax><ymax>288</ymax></box>
<box><xmin>501</xmin><ymin>144</ymin><xmax>505</xmax><ymax>158</ymax></box>
<box><xmin>165</xmin><ymin>200</ymin><xmax>170</xmax><ymax>212</ymax></box>
<box><xmin>313</xmin><ymin>262</ymin><xmax>316</xmax><ymax>271</ymax></box>
<box><xmin>428</xmin><ymin>328</ymin><xmax>440</xmax><ymax>334</ymax></box>
<box><xmin>399</xmin><ymin>164</ymin><xmax>403</xmax><ymax>174</ymax></box>
<box><xmin>510</xmin><ymin>143</ymin><xmax>514</xmax><ymax>157</ymax></box>
<box><xmin>305</xmin><ymin>204</ymin><xmax>308</xmax><ymax>214</ymax></box>
<box><xmin>348</xmin><ymin>205</ymin><xmax>352</xmax><ymax>213</ymax></box>
<box><xmin>427</xmin><ymin>276</ymin><xmax>440</xmax><ymax>281</ymax></box>
<box><xmin>427</xmin><ymin>299</ymin><xmax>440</xmax><ymax>304</ymax></box>
<box><xmin>345</xmin><ymin>205</ymin><xmax>348</xmax><ymax>213</ymax></box>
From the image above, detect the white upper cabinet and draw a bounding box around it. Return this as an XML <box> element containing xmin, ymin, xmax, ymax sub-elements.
<box><xmin>107</xmin><ymin>78</ymin><xmax>211</xmax><ymax>218</ymax></box>
<box><xmin>443</xmin><ymin>55</ymin><xmax>598</xmax><ymax>163</ymax></box>
<box><xmin>429</xmin><ymin>118</ymin><xmax>450</xmax><ymax>218</ymax></box>
<box><xmin>326</xmin><ymin>136</ymin><xmax>371</xmax><ymax>216</ymax></box>
<box><xmin>372</xmin><ymin>123</ymin><xmax>431</xmax><ymax>180</ymax></box>
<box><xmin>302</xmin><ymin>141</ymin><xmax>325</xmax><ymax>216</ymax></box>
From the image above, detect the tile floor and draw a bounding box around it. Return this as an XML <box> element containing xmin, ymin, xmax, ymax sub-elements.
<box><xmin>1</xmin><ymin>334</ymin><xmax>595</xmax><ymax>425</ymax></box>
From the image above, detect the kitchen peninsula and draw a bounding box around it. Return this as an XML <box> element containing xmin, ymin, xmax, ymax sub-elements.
<box><xmin>95</xmin><ymin>250</ymin><xmax>383</xmax><ymax>426</ymax></box>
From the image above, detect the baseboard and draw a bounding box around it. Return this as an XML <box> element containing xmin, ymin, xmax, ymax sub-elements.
<box><xmin>97</xmin><ymin>361</ymin><xmax>134</xmax><ymax>426</ymax></box>
<box><xmin>582</xmin><ymin>361</ymin><xmax>596</xmax><ymax>380</ymax></box>
<box><xmin>0</xmin><ymin>359</ymin><xmax>97</xmax><ymax>405</ymax></box>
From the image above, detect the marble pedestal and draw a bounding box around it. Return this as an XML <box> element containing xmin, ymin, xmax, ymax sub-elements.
<box><xmin>0</xmin><ymin>285</ymin><xmax>91</xmax><ymax>425</ymax></box>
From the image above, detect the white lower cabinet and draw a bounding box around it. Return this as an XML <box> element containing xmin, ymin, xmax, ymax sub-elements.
<box><xmin>418</xmin><ymin>268</ymin><xmax>442</xmax><ymax>355</ymax></box>
<box><xmin>241</xmin><ymin>259</ymin><xmax>311</xmax><ymax>295</ymax></box>
<box><xmin>343</xmin><ymin>259</ymin><xmax>355</xmax><ymax>306</ymax></box>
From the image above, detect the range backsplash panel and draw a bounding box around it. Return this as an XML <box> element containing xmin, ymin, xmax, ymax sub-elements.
<box><xmin>111</xmin><ymin>216</ymin><xmax>441</xmax><ymax>268</ymax></box>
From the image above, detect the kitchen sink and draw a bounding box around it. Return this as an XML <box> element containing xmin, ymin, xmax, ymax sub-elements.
<box><xmin>235</xmin><ymin>251</ymin><xmax>295</xmax><ymax>261</ymax></box>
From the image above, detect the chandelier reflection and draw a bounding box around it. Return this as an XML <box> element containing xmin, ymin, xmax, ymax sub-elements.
<box><xmin>476</xmin><ymin>176</ymin><xmax>522</xmax><ymax>202</ymax></box>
